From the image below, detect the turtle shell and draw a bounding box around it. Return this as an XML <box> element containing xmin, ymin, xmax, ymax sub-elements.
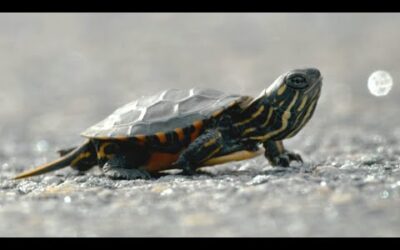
<box><xmin>81</xmin><ymin>88</ymin><xmax>245</xmax><ymax>138</ymax></box>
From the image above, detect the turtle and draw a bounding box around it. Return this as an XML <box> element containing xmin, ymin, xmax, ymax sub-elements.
<box><xmin>14</xmin><ymin>68</ymin><xmax>323</xmax><ymax>180</ymax></box>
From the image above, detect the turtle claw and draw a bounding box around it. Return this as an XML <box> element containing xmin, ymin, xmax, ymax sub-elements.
<box><xmin>270</xmin><ymin>151</ymin><xmax>303</xmax><ymax>167</ymax></box>
<box><xmin>171</xmin><ymin>155</ymin><xmax>197</xmax><ymax>176</ymax></box>
<box><xmin>181</xmin><ymin>169</ymin><xmax>196</xmax><ymax>176</ymax></box>
<box><xmin>179</xmin><ymin>163</ymin><xmax>197</xmax><ymax>176</ymax></box>
<box><xmin>288</xmin><ymin>152</ymin><xmax>303</xmax><ymax>163</ymax></box>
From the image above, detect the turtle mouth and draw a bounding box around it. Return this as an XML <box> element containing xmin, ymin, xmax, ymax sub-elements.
<box><xmin>304</xmin><ymin>76</ymin><xmax>323</xmax><ymax>95</ymax></box>
<box><xmin>316</xmin><ymin>76</ymin><xmax>323</xmax><ymax>84</ymax></box>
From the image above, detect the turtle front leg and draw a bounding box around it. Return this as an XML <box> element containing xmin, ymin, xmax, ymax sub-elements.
<box><xmin>102</xmin><ymin>155</ymin><xmax>151</xmax><ymax>180</ymax></box>
<box><xmin>263</xmin><ymin>140</ymin><xmax>303</xmax><ymax>167</ymax></box>
<box><xmin>174</xmin><ymin>129</ymin><xmax>224</xmax><ymax>175</ymax></box>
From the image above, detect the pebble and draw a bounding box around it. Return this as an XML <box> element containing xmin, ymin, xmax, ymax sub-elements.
<box><xmin>42</xmin><ymin>176</ymin><xmax>62</xmax><ymax>186</ymax></box>
<box><xmin>64</xmin><ymin>196</ymin><xmax>72</xmax><ymax>203</ymax></box>
<box><xmin>330</xmin><ymin>192</ymin><xmax>353</xmax><ymax>205</ymax></box>
<box><xmin>160</xmin><ymin>188</ymin><xmax>174</xmax><ymax>196</ymax></box>
<box><xmin>247</xmin><ymin>175</ymin><xmax>270</xmax><ymax>185</ymax></box>
<box><xmin>314</xmin><ymin>165</ymin><xmax>340</xmax><ymax>177</ymax></box>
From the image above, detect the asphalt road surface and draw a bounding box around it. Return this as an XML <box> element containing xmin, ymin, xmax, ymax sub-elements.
<box><xmin>1</xmin><ymin>13</ymin><xmax>400</xmax><ymax>236</ymax></box>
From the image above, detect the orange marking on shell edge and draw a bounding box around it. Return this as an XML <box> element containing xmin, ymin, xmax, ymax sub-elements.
<box><xmin>190</xmin><ymin>120</ymin><xmax>203</xmax><ymax>142</ymax></box>
<box><xmin>145</xmin><ymin>152</ymin><xmax>181</xmax><ymax>172</ymax></box>
<box><xmin>135</xmin><ymin>134</ymin><xmax>146</xmax><ymax>145</ymax></box>
<box><xmin>212</xmin><ymin>109</ymin><xmax>223</xmax><ymax>117</ymax></box>
<box><xmin>228</xmin><ymin>100</ymin><xmax>237</xmax><ymax>108</ymax></box>
<box><xmin>155</xmin><ymin>132</ymin><xmax>168</xmax><ymax>144</ymax></box>
<box><xmin>174</xmin><ymin>128</ymin><xmax>185</xmax><ymax>141</ymax></box>
<box><xmin>114</xmin><ymin>136</ymin><xmax>129</xmax><ymax>141</ymax></box>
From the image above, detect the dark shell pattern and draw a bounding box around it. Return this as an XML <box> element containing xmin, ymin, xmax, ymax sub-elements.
<box><xmin>81</xmin><ymin>88</ymin><xmax>242</xmax><ymax>138</ymax></box>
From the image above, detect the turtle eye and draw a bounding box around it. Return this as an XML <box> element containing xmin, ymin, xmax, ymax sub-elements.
<box><xmin>286</xmin><ymin>74</ymin><xmax>308</xmax><ymax>89</ymax></box>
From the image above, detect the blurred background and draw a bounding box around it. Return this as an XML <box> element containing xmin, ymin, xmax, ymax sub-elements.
<box><xmin>1</xmin><ymin>13</ymin><xmax>400</xmax><ymax>236</ymax></box>
<box><xmin>1</xmin><ymin>13</ymin><xmax>399</xmax><ymax>139</ymax></box>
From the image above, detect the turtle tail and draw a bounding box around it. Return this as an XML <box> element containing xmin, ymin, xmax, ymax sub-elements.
<box><xmin>13</xmin><ymin>139</ymin><xmax>97</xmax><ymax>180</ymax></box>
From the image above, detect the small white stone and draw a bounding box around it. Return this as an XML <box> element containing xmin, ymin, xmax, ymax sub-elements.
<box><xmin>364</xmin><ymin>175</ymin><xmax>376</xmax><ymax>183</ymax></box>
<box><xmin>64</xmin><ymin>196</ymin><xmax>72</xmax><ymax>203</ymax></box>
<box><xmin>390</xmin><ymin>181</ymin><xmax>400</xmax><ymax>189</ymax></box>
<box><xmin>1</xmin><ymin>162</ymin><xmax>9</xmax><ymax>170</ymax></box>
<box><xmin>247</xmin><ymin>175</ymin><xmax>269</xmax><ymax>185</ymax></box>
<box><xmin>35</xmin><ymin>140</ymin><xmax>50</xmax><ymax>153</ymax></box>
<box><xmin>42</xmin><ymin>176</ymin><xmax>62</xmax><ymax>185</ymax></box>
<box><xmin>315</xmin><ymin>165</ymin><xmax>340</xmax><ymax>177</ymax></box>
<box><xmin>160</xmin><ymin>188</ymin><xmax>173</xmax><ymax>196</ymax></box>
<box><xmin>368</xmin><ymin>70</ymin><xmax>393</xmax><ymax>96</ymax></box>
<box><xmin>380</xmin><ymin>190</ymin><xmax>389</xmax><ymax>199</ymax></box>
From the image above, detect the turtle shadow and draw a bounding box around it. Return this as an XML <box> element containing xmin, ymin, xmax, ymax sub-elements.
<box><xmin>153</xmin><ymin>161</ymin><xmax>316</xmax><ymax>180</ymax></box>
<box><xmin>75</xmin><ymin>161</ymin><xmax>318</xmax><ymax>181</ymax></box>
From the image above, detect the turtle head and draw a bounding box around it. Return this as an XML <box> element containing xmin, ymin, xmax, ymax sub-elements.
<box><xmin>261</xmin><ymin>68</ymin><xmax>323</xmax><ymax>139</ymax></box>
<box><xmin>266</xmin><ymin>68</ymin><xmax>322</xmax><ymax>99</ymax></box>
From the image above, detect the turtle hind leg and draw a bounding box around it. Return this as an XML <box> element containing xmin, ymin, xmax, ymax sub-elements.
<box><xmin>102</xmin><ymin>155</ymin><xmax>151</xmax><ymax>180</ymax></box>
<box><xmin>69</xmin><ymin>142</ymin><xmax>98</xmax><ymax>172</ymax></box>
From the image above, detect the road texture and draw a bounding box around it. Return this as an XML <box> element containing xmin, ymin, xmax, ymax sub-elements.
<box><xmin>0</xmin><ymin>13</ymin><xmax>400</xmax><ymax>236</ymax></box>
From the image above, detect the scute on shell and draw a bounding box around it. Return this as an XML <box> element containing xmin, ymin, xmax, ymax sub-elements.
<box><xmin>81</xmin><ymin>88</ymin><xmax>243</xmax><ymax>138</ymax></box>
